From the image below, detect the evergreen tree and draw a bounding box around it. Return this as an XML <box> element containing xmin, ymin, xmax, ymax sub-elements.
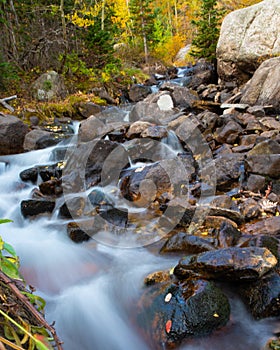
<box><xmin>190</xmin><ymin>0</ymin><xmax>224</xmax><ymax>62</ymax></box>
<box><xmin>128</xmin><ymin>0</ymin><xmax>155</xmax><ymax>64</ymax></box>
<box><xmin>85</xmin><ymin>6</ymin><xmax>119</xmax><ymax>69</ymax></box>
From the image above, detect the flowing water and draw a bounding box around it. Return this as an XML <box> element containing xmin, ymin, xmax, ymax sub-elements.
<box><xmin>0</xmin><ymin>124</ymin><xmax>278</xmax><ymax>350</ymax></box>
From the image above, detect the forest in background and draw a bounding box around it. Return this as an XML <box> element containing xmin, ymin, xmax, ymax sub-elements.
<box><xmin>0</xmin><ymin>0</ymin><xmax>261</xmax><ymax>97</ymax></box>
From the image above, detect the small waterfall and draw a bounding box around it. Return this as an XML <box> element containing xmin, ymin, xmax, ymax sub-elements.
<box><xmin>161</xmin><ymin>130</ymin><xmax>184</xmax><ymax>154</ymax></box>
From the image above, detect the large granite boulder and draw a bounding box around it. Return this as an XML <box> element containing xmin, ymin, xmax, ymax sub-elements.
<box><xmin>0</xmin><ymin>115</ymin><xmax>28</xmax><ymax>155</ymax></box>
<box><xmin>217</xmin><ymin>0</ymin><xmax>280</xmax><ymax>84</ymax></box>
<box><xmin>240</xmin><ymin>57</ymin><xmax>280</xmax><ymax>112</ymax></box>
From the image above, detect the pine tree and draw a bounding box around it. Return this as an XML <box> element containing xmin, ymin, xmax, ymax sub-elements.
<box><xmin>190</xmin><ymin>0</ymin><xmax>224</xmax><ymax>62</ymax></box>
<box><xmin>128</xmin><ymin>0</ymin><xmax>155</xmax><ymax>64</ymax></box>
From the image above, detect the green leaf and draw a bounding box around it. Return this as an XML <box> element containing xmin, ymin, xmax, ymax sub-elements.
<box><xmin>35</xmin><ymin>339</ymin><xmax>51</xmax><ymax>350</ymax></box>
<box><xmin>0</xmin><ymin>219</ymin><xmax>13</xmax><ymax>224</ymax></box>
<box><xmin>22</xmin><ymin>292</ymin><xmax>46</xmax><ymax>312</ymax></box>
<box><xmin>0</xmin><ymin>256</ymin><xmax>21</xmax><ymax>279</ymax></box>
<box><xmin>3</xmin><ymin>241</ymin><xmax>17</xmax><ymax>257</ymax></box>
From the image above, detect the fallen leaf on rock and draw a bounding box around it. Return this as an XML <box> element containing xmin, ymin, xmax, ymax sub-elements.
<box><xmin>165</xmin><ymin>320</ymin><xmax>172</xmax><ymax>334</ymax></box>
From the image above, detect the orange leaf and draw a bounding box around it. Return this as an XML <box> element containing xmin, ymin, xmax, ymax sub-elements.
<box><xmin>165</xmin><ymin>320</ymin><xmax>172</xmax><ymax>334</ymax></box>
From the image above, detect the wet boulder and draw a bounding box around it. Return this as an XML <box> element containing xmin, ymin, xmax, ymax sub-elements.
<box><xmin>159</xmin><ymin>83</ymin><xmax>200</xmax><ymax>110</ymax></box>
<box><xmin>243</xmin><ymin>216</ymin><xmax>280</xmax><ymax>236</ymax></box>
<box><xmin>239</xmin><ymin>198</ymin><xmax>260</xmax><ymax>220</ymax></box>
<box><xmin>160</xmin><ymin>232</ymin><xmax>215</xmax><ymax>254</ymax></box>
<box><xmin>39</xmin><ymin>178</ymin><xmax>62</xmax><ymax>196</ymax></box>
<box><xmin>0</xmin><ymin>115</ymin><xmax>28</xmax><ymax>155</ymax></box>
<box><xmin>75</xmin><ymin>101</ymin><xmax>105</xmax><ymax>119</ymax></box>
<box><xmin>21</xmin><ymin>199</ymin><xmax>55</xmax><ymax>218</ymax></box>
<box><xmin>58</xmin><ymin>196</ymin><xmax>86</xmax><ymax>219</ymax></box>
<box><xmin>129</xmin><ymin>92</ymin><xmax>177</xmax><ymax>124</ymax></box>
<box><xmin>137</xmin><ymin>278</ymin><xmax>230</xmax><ymax>349</ymax></box>
<box><xmin>67</xmin><ymin>222</ymin><xmax>91</xmax><ymax>243</ymax></box>
<box><xmin>208</xmin><ymin>207</ymin><xmax>244</xmax><ymax>225</ymax></box>
<box><xmin>240</xmin><ymin>235</ymin><xmax>280</xmax><ymax>262</ymax></box>
<box><xmin>174</xmin><ymin>247</ymin><xmax>277</xmax><ymax>281</ymax></box>
<box><xmin>78</xmin><ymin>115</ymin><xmax>109</xmax><ymax>142</ymax></box>
<box><xmin>238</xmin><ymin>269</ymin><xmax>280</xmax><ymax>319</ymax></box>
<box><xmin>20</xmin><ymin>167</ymin><xmax>39</xmax><ymax>183</ymax></box>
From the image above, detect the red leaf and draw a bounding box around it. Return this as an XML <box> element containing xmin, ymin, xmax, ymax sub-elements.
<box><xmin>165</xmin><ymin>319</ymin><xmax>172</xmax><ymax>334</ymax></box>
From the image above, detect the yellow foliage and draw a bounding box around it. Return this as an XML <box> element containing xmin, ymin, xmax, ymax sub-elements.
<box><xmin>67</xmin><ymin>3</ymin><xmax>101</xmax><ymax>28</ymax></box>
<box><xmin>153</xmin><ymin>34</ymin><xmax>186</xmax><ymax>66</ymax></box>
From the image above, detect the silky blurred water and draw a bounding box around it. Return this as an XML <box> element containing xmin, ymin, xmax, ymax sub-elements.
<box><xmin>0</xmin><ymin>134</ymin><xmax>278</xmax><ymax>350</ymax></box>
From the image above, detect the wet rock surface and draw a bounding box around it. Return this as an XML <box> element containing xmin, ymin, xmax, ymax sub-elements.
<box><xmin>174</xmin><ymin>247</ymin><xmax>277</xmax><ymax>281</ymax></box>
<box><xmin>137</xmin><ymin>277</ymin><xmax>230</xmax><ymax>349</ymax></box>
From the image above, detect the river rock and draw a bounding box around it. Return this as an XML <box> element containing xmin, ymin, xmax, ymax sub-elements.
<box><xmin>119</xmin><ymin>158</ymin><xmax>189</xmax><ymax>204</ymax></box>
<box><xmin>217</xmin><ymin>221</ymin><xmax>242</xmax><ymax>248</ymax></box>
<box><xmin>75</xmin><ymin>101</ymin><xmax>105</xmax><ymax>119</ymax></box>
<box><xmin>39</xmin><ymin>178</ymin><xmax>62</xmax><ymax>196</ymax></box>
<box><xmin>243</xmin><ymin>216</ymin><xmax>280</xmax><ymax>236</ymax></box>
<box><xmin>159</xmin><ymin>83</ymin><xmax>200</xmax><ymax>110</ymax></box>
<box><xmin>240</xmin><ymin>57</ymin><xmax>280</xmax><ymax>112</ymax></box>
<box><xmin>20</xmin><ymin>167</ymin><xmax>39</xmax><ymax>183</ymax></box>
<box><xmin>23</xmin><ymin>129</ymin><xmax>61</xmax><ymax>151</ymax></box>
<box><xmin>214</xmin><ymin>120</ymin><xmax>243</xmax><ymax>145</ymax></box>
<box><xmin>217</xmin><ymin>0</ymin><xmax>280</xmax><ymax>84</ymax></box>
<box><xmin>247</xmin><ymin>105</ymin><xmax>266</xmax><ymax>118</ymax></box>
<box><xmin>62</xmin><ymin>139</ymin><xmax>120</xmax><ymax>190</ymax></box>
<box><xmin>128</xmin><ymin>84</ymin><xmax>152</xmax><ymax>102</ymax></box>
<box><xmin>31</xmin><ymin>70</ymin><xmax>68</xmax><ymax>101</ymax></box>
<box><xmin>203</xmin><ymin>153</ymin><xmax>245</xmax><ymax>191</ymax></box>
<box><xmin>129</xmin><ymin>99</ymin><xmax>175</xmax><ymax>124</ymax></box>
<box><xmin>174</xmin><ymin>247</ymin><xmax>277</xmax><ymax>281</ymax></box>
<box><xmin>21</xmin><ymin>199</ymin><xmax>55</xmax><ymax>218</ymax></box>
<box><xmin>78</xmin><ymin>115</ymin><xmax>111</xmax><ymax>142</ymax></box>
<box><xmin>140</xmin><ymin>125</ymin><xmax>168</xmax><ymax>139</ymax></box>
<box><xmin>239</xmin><ymin>198</ymin><xmax>260</xmax><ymax>220</ymax></box>
<box><xmin>58</xmin><ymin>196</ymin><xmax>86</xmax><ymax>219</ymax></box>
<box><xmin>245</xmin><ymin>140</ymin><xmax>280</xmax><ymax>178</ymax></box>
<box><xmin>240</xmin><ymin>235</ymin><xmax>280</xmax><ymax>262</ymax></box>
<box><xmin>67</xmin><ymin>222</ymin><xmax>91</xmax><ymax>243</ymax></box>
<box><xmin>260</xmin><ymin>117</ymin><xmax>280</xmax><ymax>131</ymax></box>
<box><xmin>137</xmin><ymin>278</ymin><xmax>230</xmax><ymax>349</ymax></box>
<box><xmin>0</xmin><ymin>115</ymin><xmax>28</xmax><ymax>155</ymax></box>
<box><xmin>238</xmin><ymin>269</ymin><xmax>280</xmax><ymax>319</ymax></box>
<box><xmin>126</xmin><ymin>121</ymin><xmax>153</xmax><ymax>138</ymax></box>
<box><xmin>160</xmin><ymin>232</ymin><xmax>215</xmax><ymax>254</ymax></box>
